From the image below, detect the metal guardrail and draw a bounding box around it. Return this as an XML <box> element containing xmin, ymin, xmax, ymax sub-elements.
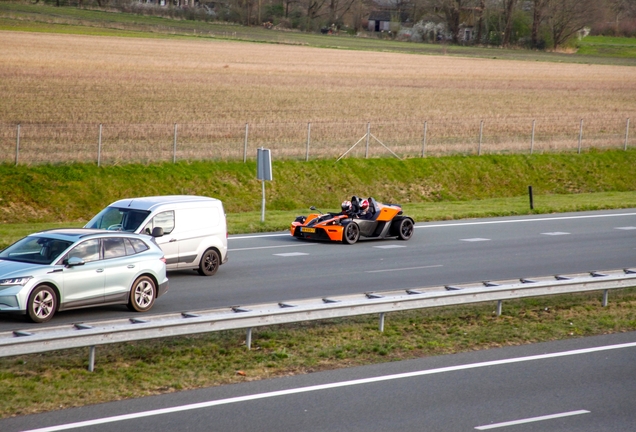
<box><xmin>1</xmin><ymin>268</ymin><xmax>635</xmax><ymax>370</ymax></box>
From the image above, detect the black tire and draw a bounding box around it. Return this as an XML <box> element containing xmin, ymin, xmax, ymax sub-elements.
<box><xmin>127</xmin><ymin>275</ymin><xmax>156</xmax><ymax>312</ymax></box>
<box><xmin>27</xmin><ymin>285</ymin><xmax>57</xmax><ymax>323</ymax></box>
<box><xmin>197</xmin><ymin>248</ymin><xmax>220</xmax><ymax>276</ymax></box>
<box><xmin>397</xmin><ymin>218</ymin><xmax>414</xmax><ymax>241</ymax></box>
<box><xmin>342</xmin><ymin>222</ymin><xmax>360</xmax><ymax>244</ymax></box>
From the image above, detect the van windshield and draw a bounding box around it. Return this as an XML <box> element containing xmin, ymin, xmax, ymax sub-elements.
<box><xmin>85</xmin><ymin>207</ymin><xmax>151</xmax><ymax>232</ymax></box>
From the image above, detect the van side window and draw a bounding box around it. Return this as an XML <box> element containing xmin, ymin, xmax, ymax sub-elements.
<box><xmin>103</xmin><ymin>238</ymin><xmax>127</xmax><ymax>259</ymax></box>
<box><xmin>142</xmin><ymin>211</ymin><xmax>175</xmax><ymax>235</ymax></box>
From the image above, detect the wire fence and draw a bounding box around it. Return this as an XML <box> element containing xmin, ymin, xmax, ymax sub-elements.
<box><xmin>0</xmin><ymin>116</ymin><xmax>632</xmax><ymax>165</ymax></box>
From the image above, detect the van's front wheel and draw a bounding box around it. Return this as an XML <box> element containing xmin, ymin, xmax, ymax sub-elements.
<box><xmin>198</xmin><ymin>249</ymin><xmax>220</xmax><ymax>276</ymax></box>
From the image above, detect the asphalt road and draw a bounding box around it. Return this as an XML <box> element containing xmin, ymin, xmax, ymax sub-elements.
<box><xmin>1</xmin><ymin>208</ymin><xmax>635</xmax><ymax>331</ymax></box>
<box><xmin>2</xmin><ymin>331</ymin><xmax>635</xmax><ymax>432</ymax></box>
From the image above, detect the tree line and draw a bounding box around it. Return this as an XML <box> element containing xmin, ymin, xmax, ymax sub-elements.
<box><xmin>34</xmin><ymin>0</ymin><xmax>636</xmax><ymax>48</ymax></box>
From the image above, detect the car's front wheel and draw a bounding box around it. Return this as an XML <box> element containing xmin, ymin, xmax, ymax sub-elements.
<box><xmin>127</xmin><ymin>276</ymin><xmax>156</xmax><ymax>312</ymax></box>
<box><xmin>198</xmin><ymin>248</ymin><xmax>220</xmax><ymax>276</ymax></box>
<box><xmin>342</xmin><ymin>222</ymin><xmax>360</xmax><ymax>244</ymax></box>
<box><xmin>27</xmin><ymin>285</ymin><xmax>57</xmax><ymax>323</ymax></box>
<box><xmin>397</xmin><ymin>218</ymin><xmax>414</xmax><ymax>241</ymax></box>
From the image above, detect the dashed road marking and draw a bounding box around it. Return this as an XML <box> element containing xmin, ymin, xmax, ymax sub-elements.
<box><xmin>461</xmin><ymin>238</ymin><xmax>491</xmax><ymax>242</ymax></box>
<box><xmin>273</xmin><ymin>252</ymin><xmax>309</xmax><ymax>257</ymax></box>
<box><xmin>541</xmin><ymin>232</ymin><xmax>571</xmax><ymax>236</ymax></box>
<box><xmin>373</xmin><ymin>245</ymin><xmax>407</xmax><ymax>249</ymax></box>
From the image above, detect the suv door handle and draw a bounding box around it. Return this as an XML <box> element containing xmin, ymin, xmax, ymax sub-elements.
<box><xmin>127</xmin><ymin>264</ymin><xmax>135</xmax><ymax>269</ymax></box>
<box><xmin>96</xmin><ymin>268</ymin><xmax>104</xmax><ymax>273</ymax></box>
<box><xmin>169</xmin><ymin>238</ymin><xmax>177</xmax><ymax>242</ymax></box>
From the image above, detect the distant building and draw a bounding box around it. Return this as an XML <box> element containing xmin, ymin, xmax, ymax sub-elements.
<box><xmin>368</xmin><ymin>10</ymin><xmax>409</xmax><ymax>32</ymax></box>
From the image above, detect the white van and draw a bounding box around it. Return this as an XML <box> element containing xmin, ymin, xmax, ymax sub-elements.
<box><xmin>85</xmin><ymin>196</ymin><xmax>227</xmax><ymax>276</ymax></box>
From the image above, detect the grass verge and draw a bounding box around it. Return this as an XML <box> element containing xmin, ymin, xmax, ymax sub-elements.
<box><xmin>1</xmin><ymin>288</ymin><xmax>635</xmax><ymax>418</ymax></box>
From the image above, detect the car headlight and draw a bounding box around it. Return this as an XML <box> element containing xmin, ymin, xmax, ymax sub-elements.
<box><xmin>0</xmin><ymin>277</ymin><xmax>32</xmax><ymax>286</ymax></box>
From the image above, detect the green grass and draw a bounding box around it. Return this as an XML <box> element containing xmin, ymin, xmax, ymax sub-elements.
<box><xmin>1</xmin><ymin>288</ymin><xmax>635</xmax><ymax>418</ymax></box>
<box><xmin>2</xmin><ymin>2</ymin><xmax>636</xmax><ymax>66</ymax></box>
<box><xmin>2</xmin><ymin>150</ymin><xmax>636</xmax><ymax>248</ymax></box>
<box><xmin>576</xmin><ymin>35</ymin><xmax>636</xmax><ymax>58</ymax></box>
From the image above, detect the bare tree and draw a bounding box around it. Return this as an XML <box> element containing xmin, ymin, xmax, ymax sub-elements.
<box><xmin>501</xmin><ymin>0</ymin><xmax>516</xmax><ymax>46</ymax></box>
<box><xmin>530</xmin><ymin>0</ymin><xmax>548</xmax><ymax>48</ymax></box>
<box><xmin>545</xmin><ymin>0</ymin><xmax>598</xmax><ymax>49</ymax></box>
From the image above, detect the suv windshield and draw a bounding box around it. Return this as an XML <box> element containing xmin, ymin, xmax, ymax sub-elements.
<box><xmin>0</xmin><ymin>236</ymin><xmax>73</xmax><ymax>265</ymax></box>
<box><xmin>85</xmin><ymin>207</ymin><xmax>151</xmax><ymax>232</ymax></box>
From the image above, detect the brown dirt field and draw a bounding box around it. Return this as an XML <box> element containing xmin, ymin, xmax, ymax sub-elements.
<box><xmin>1</xmin><ymin>30</ymin><xmax>636</xmax><ymax>125</ymax></box>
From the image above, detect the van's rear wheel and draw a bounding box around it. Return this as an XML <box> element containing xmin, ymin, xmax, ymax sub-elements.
<box><xmin>198</xmin><ymin>249</ymin><xmax>220</xmax><ymax>276</ymax></box>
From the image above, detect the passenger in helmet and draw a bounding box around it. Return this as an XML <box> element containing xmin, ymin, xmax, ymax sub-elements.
<box><xmin>358</xmin><ymin>199</ymin><xmax>373</xmax><ymax>219</ymax></box>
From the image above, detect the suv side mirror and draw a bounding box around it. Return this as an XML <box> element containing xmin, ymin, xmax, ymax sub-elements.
<box><xmin>151</xmin><ymin>227</ymin><xmax>164</xmax><ymax>238</ymax></box>
<box><xmin>65</xmin><ymin>256</ymin><xmax>85</xmax><ymax>267</ymax></box>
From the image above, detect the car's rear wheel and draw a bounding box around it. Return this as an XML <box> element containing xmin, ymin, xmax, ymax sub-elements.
<box><xmin>342</xmin><ymin>222</ymin><xmax>360</xmax><ymax>244</ymax></box>
<box><xmin>27</xmin><ymin>285</ymin><xmax>57</xmax><ymax>323</ymax></box>
<box><xmin>127</xmin><ymin>276</ymin><xmax>156</xmax><ymax>312</ymax></box>
<box><xmin>198</xmin><ymin>248</ymin><xmax>220</xmax><ymax>276</ymax></box>
<box><xmin>397</xmin><ymin>218</ymin><xmax>414</xmax><ymax>241</ymax></box>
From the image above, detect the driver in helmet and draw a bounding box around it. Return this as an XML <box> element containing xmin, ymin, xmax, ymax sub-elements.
<box><xmin>341</xmin><ymin>200</ymin><xmax>352</xmax><ymax>216</ymax></box>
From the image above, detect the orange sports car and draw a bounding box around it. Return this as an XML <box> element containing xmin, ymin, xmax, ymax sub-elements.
<box><xmin>290</xmin><ymin>196</ymin><xmax>414</xmax><ymax>244</ymax></box>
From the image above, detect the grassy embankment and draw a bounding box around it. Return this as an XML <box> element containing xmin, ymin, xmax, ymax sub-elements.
<box><xmin>2</xmin><ymin>150</ymin><xmax>636</xmax><ymax>248</ymax></box>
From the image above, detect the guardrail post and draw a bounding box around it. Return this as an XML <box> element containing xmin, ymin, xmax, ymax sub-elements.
<box><xmin>305</xmin><ymin>122</ymin><xmax>311</xmax><ymax>161</ymax></box>
<box><xmin>379</xmin><ymin>313</ymin><xmax>385</xmax><ymax>332</ymax></box>
<box><xmin>421</xmin><ymin>121</ymin><xmax>427</xmax><ymax>157</ymax></box>
<box><xmin>15</xmin><ymin>124</ymin><xmax>20</xmax><ymax>166</ymax></box>
<box><xmin>246</xmin><ymin>327</ymin><xmax>252</xmax><ymax>350</ymax></box>
<box><xmin>496</xmin><ymin>300</ymin><xmax>503</xmax><ymax>316</ymax></box>
<box><xmin>88</xmin><ymin>346</ymin><xmax>96</xmax><ymax>372</ymax></box>
<box><xmin>625</xmin><ymin>118</ymin><xmax>630</xmax><ymax>151</ymax></box>
<box><xmin>602</xmin><ymin>290</ymin><xmax>609</xmax><ymax>307</ymax></box>
<box><xmin>97</xmin><ymin>124</ymin><xmax>102</xmax><ymax>167</ymax></box>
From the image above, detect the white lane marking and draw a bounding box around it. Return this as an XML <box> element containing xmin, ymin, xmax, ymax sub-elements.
<box><xmin>474</xmin><ymin>410</ymin><xmax>590</xmax><ymax>430</ymax></box>
<box><xmin>24</xmin><ymin>341</ymin><xmax>636</xmax><ymax>432</ymax></box>
<box><xmin>366</xmin><ymin>264</ymin><xmax>443</xmax><ymax>273</ymax></box>
<box><xmin>541</xmin><ymin>232</ymin><xmax>571</xmax><ymax>236</ymax></box>
<box><xmin>373</xmin><ymin>245</ymin><xmax>406</xmax><ymax>249</ymax></box>
<box><xmin>461</xmin><ymin>238</ymin><xmax>491</xmax><ymax>242</ymax></box>
<box><xmin>615</xmin><ymin>226</ymin><xmax>636</xmax><ymax>230</ymax></box>
<box><xmin>230</xmin><ymin>244</ymin><xmax>317</xmax><ymax>252</ymax></box>
<box><xmin>274</xmin><ymin>252</ymin><xmax>309</xmax><ymax>257</ymax></box>
<box><xmin>231</xmin><ymin>233</ymin><xmax>291</xmax><ymax>239</ymax></box>
<box><xmin>415</xmin><ymin>212</ymin><xmax>636</xmax><ymax>229</ymax></box>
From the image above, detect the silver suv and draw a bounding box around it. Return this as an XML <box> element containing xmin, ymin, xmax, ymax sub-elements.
<box><xmin>0</xmin><ymin>229</ymin><xmax>168</xmax><ymax>323</ymax></box>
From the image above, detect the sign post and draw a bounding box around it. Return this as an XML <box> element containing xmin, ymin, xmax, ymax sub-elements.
<box><xmin>256</xmin><ymin>148</ymin><xmax>273</xmax><ymax>222</ymax></box>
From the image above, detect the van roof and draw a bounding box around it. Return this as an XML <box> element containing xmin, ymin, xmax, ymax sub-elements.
<box><xmin>108</xmin><ymin>195</ymin><xmax>221</xmax><ymax>211</ymax></box>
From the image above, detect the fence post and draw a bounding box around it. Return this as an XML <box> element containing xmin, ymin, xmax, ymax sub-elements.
<box><xmin>625</xmin><ymin>118</ymin><xmax>630</xmax><ymax>151</ymax></box>
<box><xmin>97</xmin><ymin>124</ymin><xmax>102</xmax><ymax>167</ymax></box>
<box><xmin>15</xmin><ymin>124</ymin><xmax>20</xmax><ymax>166</ymax></box>
<box><xmin>478</xmin><ymin>120</ymin><xmax>484</xmax><ymax>156</ymax></box>
<box><xmin>305</xmin><ymin>122</ymin><xmax>311</xmax><ymax>162</ymax></box>
<box><xmin>578</xmin><ymin>119</ymin><xmax>583</xmax><ymax>154</ymax></box>
<box><xmin>530</xmin><ymin>119</ymin><xmax>535</xmax><ymax>155</ymax></box>
<box><xmin>421</xmin><ymin>121</ymin><xmax>427</xmax><ymax>157</ymax></box>
<box><xmin>243</xmin><ymin>123</ymin><xmax>249</xmax><ymax>163</ymax></box>
<box><xmin>365</xmin><ymin>122</ymin><xmax>370</xmax><ymax>159</ymax></box>
<box><xmin>173</xmin><ymin>123</ymin><xmax>178</xmax><ymax>163</ymax></box>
